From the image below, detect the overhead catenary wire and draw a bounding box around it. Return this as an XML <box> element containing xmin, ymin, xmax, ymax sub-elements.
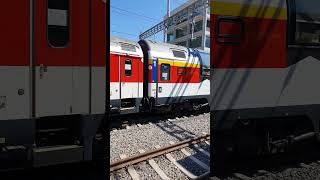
<box><xmin>110</xmin><ymin>9</ymin><xmax>157</xmax><ymax>23</ymax></box>
<box><xmin>111</xmin><ymin>30</ymin><xmax>138</xmax><ymax>38</ymax></box>
<box><xmin>110</xmin><ymin>5</ymin><xmax>161</xmax><ymax>22</ymax></box>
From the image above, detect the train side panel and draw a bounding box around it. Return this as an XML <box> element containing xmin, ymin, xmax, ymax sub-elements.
<box><xmin>139</xmin><ymin>40</ymin><xmax>210</xmax><ymax>110</ymax></box>
<box><xmin>0</xmin><ymin>1</ymin><xmax>33</xmax><ymax>148</ymax></box>
<box><xmin>91</xmin><ymin>0</ymin><xmax>106</xmax><ymax>115</ymax></box>
<box><xmin>110</xmin><ymin>37</ymin><xmax>144</xmax><ymax>114</ymax></box>
<box><xmin>211</xmin><ymin>0</ymin><xmax>287</xmax><ymax>117</ymax></box>
<box><xmin>0</xmin><ymin>0</ymin><xmax>106</xmax><ymax>168</ymax></box>
<box><xmin>210</xmin><ymin>0</ymin><xmax>320</xmax><ymax>176</ymax></box>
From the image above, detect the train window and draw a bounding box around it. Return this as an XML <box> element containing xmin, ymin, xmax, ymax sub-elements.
<box><xmin>215</xmin><ymin>17</ymin><xmax>244</xmax><ymax>44</ymax></box>
<box><xmin>177</xmin><ymin>67</ymin><xmax>186</xmax><ymax>76</ymax></box>
<box><xmin>160</xmin><ymin>64</ymin><xmax>170</xmax><ymax>81</ymax></box>
<box><xmin>121</xmin><ymin>43</ymin><xmax>136</xmax><ymax>52</ymax></box>
<box><xmin>47</xmin><ymin>0</ymin><xmax>69</xmax><ymax>47</ymax></box>
<box><xmin>124</xmin><ymin>59</ymin><xmax>132</xmax><ymax>76</ymax></box>
<box><xmin>172</xmin><ymin>50</ymin><xmax>186</xmax><ymax>59</ymax></box>
<box><xmin>294</xmin><ymin>1</ymin><xmax>320</xmax><ymax>45</ymax></box>
<box><xmin>199</xmin><ymin>51</ymin><xmax>210</xmax><ymax>79</ymax></box>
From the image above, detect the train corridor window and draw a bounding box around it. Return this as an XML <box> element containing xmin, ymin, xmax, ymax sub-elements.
<box><xmin>160</xmin><ymin>64</ymin><xmax>170</xmax><ymax>81</ymax></box>
<box><xmin>294</xmin><ymin>1</ymin><xmax>320</xmax><ymax>45</ymax></box>
<box><xmin>125</xmin><ymin>59</ymin><xmax>132</xmax><ymax>76</ymax></box>
<box><xmin>47</xmin><ymin>0</ymin><xmax>69</xmax><ymax>47</ymax></box>
<box><xmin>121</xmin><ymin>43</ymin><xmax>136</xmax><ymax>52</ymax></box>
<box><xmin>172</xmin><ymin>50</ymin><xmax>186</xmax><ymax>59</ymax></box>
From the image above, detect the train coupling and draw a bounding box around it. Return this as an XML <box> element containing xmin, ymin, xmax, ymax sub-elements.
<box><xmin>269</xmin><ymin>132</ymin><xmax>317</xmax><ymax>152</ymax></box>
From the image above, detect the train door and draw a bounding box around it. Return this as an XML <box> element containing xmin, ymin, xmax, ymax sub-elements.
<box><xmin>35</xmin><ymin>0</ymin><xmax>90</xmax><ymax>117</ymax></box>
<box><xmin>157</xmin><ymin>60</ymin><xmax>173</xmax><ymax>104</ymax></box>
<box><xmin>120</xmin><ymin>56</ymin><xmax>140</xmax><ymax>109</ymax></box>
<box><xmin>110</xmin><ymin>54</ymin><xmax>120</xmax><ymax>110</ymax></box>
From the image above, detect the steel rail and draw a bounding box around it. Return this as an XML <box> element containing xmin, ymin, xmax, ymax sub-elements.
<box><xmin>110</xmin><ymin>134</ymin><xmax>210</xmax><ymax>172</ymax></box>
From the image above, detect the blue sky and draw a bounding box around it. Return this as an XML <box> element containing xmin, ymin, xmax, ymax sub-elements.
<box><xmin>110</xmin><ymin>0</ymin><xmax>187</xmax><ymax>42</ymax></box>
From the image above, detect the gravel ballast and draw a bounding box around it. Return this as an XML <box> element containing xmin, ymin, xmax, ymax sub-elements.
<box><xmin>170</xmin><ymin>151</ymin><xmax>208</xmax><ymax>176</ymax></box>
<box><xmin>133</xmin><ymin>162</ymin><xmax>161</xmax><ymax>180</ymax></box>
<box><xmin>153</xmin><ymin>156</ymin><xmax>189</xmax><ymax>180</ymax></box>
<box><xmin>110</xmin><ymin>169</ymin><xmax>131</xmax><ymax>180</ymax></box>
<box><xmin>185</xmin><ymin>146</ymin><xmax>210</xmax><ymax>165</ymax></box>
<box><xmin>110</xmin><ymin>113</ymin><xmax>210</xmax><ymax>163</ymax></box>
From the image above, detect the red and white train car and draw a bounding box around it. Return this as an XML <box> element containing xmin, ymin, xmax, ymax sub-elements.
<box><xmin>139</xmin><ymin>40</ymin><xmax>210</xmax><ymax>112</ymax></box>
<box><xmin>110</xmin><ymin>37</ymin><xmax>144</xmax><ymax>114</ymax></box>
<box><xmin>109</xmin><ymin>37</ymin><xmax>210</xmax><ymax>115</ymax></box>
<box><xmin>0</xmin><ymin>0</ymin><xmax>106</xmax><ymax>169</ymax></box>
<box><xmin>210</xmin><ymin>0</ymin><xmax>320</xmax><ymax>175</ymax></box>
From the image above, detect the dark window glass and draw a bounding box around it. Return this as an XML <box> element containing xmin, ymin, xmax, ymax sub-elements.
<box><xmin>125</xmin><ymin>59</ymin><xmax>132</xmax><ymax>76</ymax></box>
<box><xmin>176</xmin><ymin>41</ymin><xmax>187</xmax><ymax>47</ymax></box>
<box><xmin>176</xmin><ymin>26</ymin><xmax>187</xmax><ymax>38</ymax></box>
<box><xmin>47</xmin><ymin>0</ymin><xmax>69</xmax><ymax>47</ymax></box>
<box><xmin>190</xmin><ymin>20</ymin><xmax>204</xmax><ymax>33</ymax></box>
<box><xmin>172</xmin><ymin>50</ymin><xmax>186</xmax><ymax>58</ymax></box>
<box><xmin>194</xmin><ymin>20</ymin><xmax>203</xmax><ymax>32</ymax></box>
<box><xmin>121</xmin><ymin>43</ymin><xmax>136</xmax><ymax>52</ymax></box>
<box><xmin>160</xmin><ymin>64</ymin><xmax>170</xmax><ymax>81</ymax></box>
<box><xmin>199</xmin><ymin>52</ymin><xmax>210</xmax><ymax>78</ymax></box>
<box><xmin>189</xmin><ymin>36</ymin><xmax>202</xmax><ymax>48</ymax></box>
<box><xmin>295</xmin><ymin>1</ymin><xmax>320</xmax><ymax>45</ymax></box>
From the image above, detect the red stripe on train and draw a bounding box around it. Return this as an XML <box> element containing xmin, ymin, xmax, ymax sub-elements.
<box><xmin>110</xmin><ymin>53</ymin><xmax>202</xmax><ymax>83</ymax></box>
<box><xmin>211</xmin><ymin>14</ymin><xmax>287</xmax><ymax>68</ymax></box>
<box><xmin>156</xmin><ymin>66</ymin><xmax>201</xmax><ymax>83</ymax></box>
<box><xmin>110</xmin><ymin>53</ymin><xmax>144</xmax><ymax>82</ymax></box>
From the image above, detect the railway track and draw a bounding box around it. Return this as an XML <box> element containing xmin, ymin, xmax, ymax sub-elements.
<box><xmin>110</xmin><ymin>134</ymin><xmax>210</xmax><ymax>180</ymax></box>
<box><xmin>110</xmin><ymin>108</ymin><xmax>209</xmax><ymax>131</ymax></box>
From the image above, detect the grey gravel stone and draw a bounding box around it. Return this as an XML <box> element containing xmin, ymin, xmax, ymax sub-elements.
<box><xmin>153</xmin><ymin>156</ymin><xmax>189</xmax><ymax>180</ymax></box>
<box><xmin>110</xmin><ymin>113</ymin><xmax>210</xmax><ymax>163</ymax></box>
<box><xmin>110</xmin><ymin>169</ymin><xmax>132</xmax><ymax>180</ymax></box>
<box><xmin>170</xmin><ymin>150</ymin><xmax>208</xmax><ymax>176</ymax></box>
<box><xmin>185</xmin><ymin>146</ymin><xmax>210</xmax><ymax>165</ymax></box>
<box><xmin>133</xmin><ymin>161</ymin><xmax>161</xmax><ymax>180</ymax></box>
<box><xmin>251</xmin><ymin>164</ymin><xmax>320</xmax><ymax>180</ymax></box>
<box><xmin>199</xmin><ymin>142</ymin><xmax>210</xmax><ymax>152</ymax></box>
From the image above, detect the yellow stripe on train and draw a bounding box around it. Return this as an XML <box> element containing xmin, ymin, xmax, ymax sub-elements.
<box><xmin>210</xmin><ymin>1</ymin><xmax>287</xmax><ymax>20</ymax></box>
<box><xmin>149</xmin><ymin>59</ymin><xmax>200</xmax><ymax>68</ymax></box>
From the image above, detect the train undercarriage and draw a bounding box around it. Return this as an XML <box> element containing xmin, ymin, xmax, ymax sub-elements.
<box><xmin>0</xmin><ymin>114</ymin><xmax>108</xmax><ymax>170</ymax></box>
<box><xmin>211</xmin><ymin>111</ymin><xmax>320</xmax><ymax>177</ymax></box>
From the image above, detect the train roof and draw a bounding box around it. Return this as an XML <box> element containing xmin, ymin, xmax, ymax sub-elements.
<box><xmin>139</xmin><ymin>39</ymin><xmax>191</xmax><ymax>61</ymax></box>
<box><xmin>110</xmin><ymin>36</ymin><xmax>143</xmax><ymax>57</ymax></box>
